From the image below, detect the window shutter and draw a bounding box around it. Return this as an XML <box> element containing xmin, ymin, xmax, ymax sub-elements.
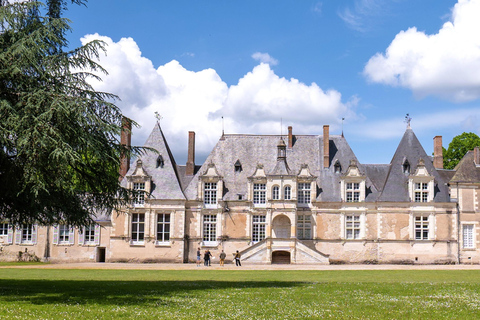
<box><xmin>69</xmin><ymin>228</ymin><xmax>75</xmax><ymax>245</ymax></box>
<box><xmin>53</xmin><ymin>226</ymin><xmax>59</xmax><ymax>244</ymax></box>
<box><xmin>94</xmin><ymin>224</ymin><xmax>101</xmax><ymax>245</ymax></box>
<box><xmin>78</xmin><ymin>227</ymin><xmax>84</xmax><ymax>245</ymax></box>
<box><xmin>15</xmin><ymin>227</ymin><xmax>21</xmax><ymax>244</ymax></box>
<box><xmin>7</xmin><ymin>225</ymin><xmax>13</xmax><ymax>244</ymax></box>
<box><xmin>31</xmin><ymin>225</ymin><xmax>37</xmax><ymax>244</ymax></box>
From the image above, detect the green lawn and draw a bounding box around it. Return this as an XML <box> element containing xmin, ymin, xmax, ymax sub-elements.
<box><xmin>0</xmin><ymin>268</ymin><xmax>479</xmax><ymax>319</ymax></box>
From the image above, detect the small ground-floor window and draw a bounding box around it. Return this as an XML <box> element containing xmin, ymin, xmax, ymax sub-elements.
<box><xmin>463</xmin><ymin>224</ymin><xmax>475</xmax><ymax>249</ymax></box>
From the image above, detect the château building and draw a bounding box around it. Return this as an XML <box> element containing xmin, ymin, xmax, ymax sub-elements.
<box><xmin>1</xmin><ymin>121</ymin><xmax>480</xmax><ymax>265</ymax></box>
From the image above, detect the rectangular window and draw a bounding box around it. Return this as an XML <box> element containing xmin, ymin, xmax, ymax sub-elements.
<box><xmin>84</xmin><ymin>225</ymin><xmax>96</xmax><ymax>243</ymax></box>
<box><xmin>463</xmin><ymin>224</ymin><xmax>475</xmax><ymax>249</ymax></box>
<box><xmin>345</xmin><ymin>215</ymin><xmax>361</xmax><ymax>239</ymax></box>
<box><xmin>253</xmin><ymin>183</ymin><xmax>266</xmax><ymax>205</ymax></box>
<box><xmin>346</xmin><ymin>182</ymin><xmax>360</xmax><ymax>202</ymax></box>
<box><xmin>59</xmin><ymin>225</ymin><xmax>70</xmax><ymax>243</ymax></box>
<box><xmin>252</xmin><ymin>215</ymin><xmax>266</xmax><ymax>242</ymax></box>
<box><xmin>203</xmin><ymin>214</ymin><xmax>217</xmax><ymax>243</ymax></box>
<box><xmin>133</xmin><ymin>182</ymin><xmax>146</xmax><ymax>206</ymax></box>
<box><xmin>298</xmin><ymin>183</ymin><xmax>311</xmax><ymax>204</ymax></box>
<box><xmin>414</xmin><ymin>182</ymin><xmax>428</xmax><ymax>202</ymax></box>
<box><xmin>131</xmin><ymin>213</ymin><xmax>145</xmax><ymax>244</ymax></box>
<box><xmin>284</xmin><ymin>186</ymin><xmax>291</xmax><ymax>200</ymax></box>
<box><xmin>297</xmin><ymin>215</ymin><xmax>312</xmax><ymax>240</ymax></box>
<box><xmin>272</xmin><ymin>186</ymin><xmax>280</xmax><ymax>200</ymax></box>
<box><xmin>157</xmin><ymin>213</ymin><xmax>170</xmax><ymax>243</ymax></box>
<box><xmin>22</xmin><ymin>224</ymin><xmax>34</xmax><ymax>243</ymax></box>
<box><xmin>204</xmin><ymin>182</ymin><xmax>217</xmax><ymax>206</ymax></box>
<box><xmin>415</xmin><ymin>216</ymin><xmax>429</xmax><ymax>240</ymax></box>
<box><xmin>0</xmin><ymin>223</ymin><xmax>8</xmax><ymax>236</ymax></box>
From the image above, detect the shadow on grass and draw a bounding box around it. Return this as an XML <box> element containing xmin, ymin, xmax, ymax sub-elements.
<box><xmin>0</xmin><ymin>279</ymin><xmax>305</xmax><ymax>306</ymax></box>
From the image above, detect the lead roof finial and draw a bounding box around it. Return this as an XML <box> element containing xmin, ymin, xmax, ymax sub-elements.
<box><xmin>154</xmin><ymin>111</ymin><xmax>163</xmax><ymax>124</ymax></box>
<box><xmin>404</xmin><ymin>113</ymin><xmax>412</xmax><ymax>129</ymax></box>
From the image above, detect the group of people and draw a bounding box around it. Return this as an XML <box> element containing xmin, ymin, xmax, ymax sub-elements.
<box><xmin>196</xmin><ymin>248</ymin><xmax>242</xmax><ymax>267</ymax></box>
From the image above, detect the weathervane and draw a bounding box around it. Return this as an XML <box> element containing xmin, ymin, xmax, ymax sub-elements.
<box><xmin>404</xmin><ymin>113</ymin><xmax>412</xmax><ymax>129</ymax></box>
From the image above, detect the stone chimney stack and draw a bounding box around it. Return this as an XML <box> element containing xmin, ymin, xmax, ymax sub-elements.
<box><xmin>433</xmin><ymin>136</ymin><xmax>443</xmax><ymax>169</ymax></box>
<box><xmin>119</xmin><ymin>117</ymin><xmax>132</xmax><ymax>181</ymax></box>
<box><xmin>186</xmin><ymin>131</ymin><xmax>196</xmax><ymax>176</ymax></box>
<box><xmin>474</xmin><ymin>146</ymin><xmax>480</xmax><ymax>166</ymax></box>
<box><xmin>288</xmin><ymin>126</ymin><xmax>293</xmax><ymax>148</ymax></box>
<box><xmin>323</xmin><ymin>125</ymin><xmax>330</xmax><ymax>168</ymax></box>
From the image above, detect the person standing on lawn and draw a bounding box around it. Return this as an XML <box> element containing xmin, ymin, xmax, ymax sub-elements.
<box><xmin>234</xmin><ymin>250</ymin><xmax>241</xmax><ymax>266</ymax></box>
<box><xmin>204</xmin><ymin>250</ymin><xmax>212</xmax><ymax>266</ymax></box>
<box><xmin>196</xmin><ymin>248</ymin><xmax>201</xmax><ymax>267</ymax></box>
<box><xmin>219</xmin><ymin>250</ymin><xmax>226</xmax><ymax>266</ymax></box>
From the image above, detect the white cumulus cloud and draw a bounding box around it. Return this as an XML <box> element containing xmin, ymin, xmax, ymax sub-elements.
<box><xmin>251</xmin><ymin>52</ymin><xmax>279</xmax><ymax>66</ymax></box>
<box><xmin>80</xmin><ymin>35</ymin><xmax>356</xmax><ymax>163</ymax></box>
<box><xmin>364</xmin><ymin>0</ymin><xmax>480</xmax><ymax>102</ymax></box>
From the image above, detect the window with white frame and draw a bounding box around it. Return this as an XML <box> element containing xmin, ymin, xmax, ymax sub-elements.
<box><xmin>84</xmin><ymin>225</ymin><xmax>96</xmax><ymax>244</ymax></box>
<box><xmin>131</xmin><ymin>213</ymin><xmax>145</xmax><ymax>244</ymax></box>
<box><xmin>59</xmin><ymin>225</ymin><xmax>71</xmax><ymax>244</ymax></box>
<box><xmin>203</xmin><ymin>214</ymin><xmax>217</xmax><ymax>243</ymax></box>
<box><xmin>414</xmin><ymin>183</ymin><xmax>429</xmax><ymax>202</ymax></box>
<box><xmin>463</xmin><ymin>224</ymin><xmax>475</xmax><ymax>249</ymax></box>
<box><xmin>297</xmin><ymin>215</ymin><xmax>312</xmax><ymax>239</ymax></box>
<box><xmin>21</xmin><ymin>224</ymin><xmax>34</xmax><ymax>243</ymax></box>
<box><xmin>253</xmin><ymin>183</ymin><xmax>266</xmax><ymax>205</ymax></box>
<box><xmin>204</xmin><ymin>182</ymin><xmax>217</xmax><ymax>206</ymax></box>
<box><xmin>346</xmin><ymin>182</ymin><xmax>360</xmax><ymax>202</ymax></box>
<box><xmin>415</xmin><ymin>216</ymin><xmax>429</xmax><ymax>240</ymax></box>
<box><xmin>252</xmin><ymin>215</ymin><xmax>266</xmax><ymax>242</ymax></box>
<box><xmin>133</xmin><ymin>182</ymin><xmax>146</xmax><ymax>206</ymax></box>
<box><xmin>0</xmin><ymin>223</ymin><xmax>8</xmax><ymax>236</ymax></box>
<box><xmin>298</xmin><ymin>182</ymin><xmax>311</xmax><ymax>204</ymax></box>
<box><xmin>345</xmin><ymin>215</ymin><xmax>361</xmax><ymax>239</ymax></box>
<box><xmin>157</xmin><ymin>213</ymin><xmax>170</xmax><ymax>243</ymax></box>
<box><xmin>284</xmin><ymin>185</ymin><xmax>291</xmax><ymax>200</ymax></box>
<box><xmin>272</xmin><ymin>186</ymin><xmax>280</xmax><ymax>200</ymax></box>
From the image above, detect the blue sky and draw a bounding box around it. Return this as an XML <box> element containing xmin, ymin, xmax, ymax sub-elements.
<box><xmin>65</xmin><ymin>0</ymin><xmax>480</xmax><ymax>165</ymax></box>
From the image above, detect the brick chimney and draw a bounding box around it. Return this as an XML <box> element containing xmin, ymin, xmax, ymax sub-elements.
<box><xmin>119</xmin><ymin>117</ymin><xmax>132</xmax><ymax>180</ymax></box>
<box><xmin>323</xmin><ymin>125</ymin><xmax>329</xmax><ymax>168</ymax></box>
<box><xmin>433</xmin><ymin>136</ymin><xmax>443</xmax><ymax>169</ymax></box>
<box><xmin>288</xmin><ymin>126</ymin><xmax>293</xmax><ymax>148</ymax></box>
<box><xmin>186</xmin><ymin>131</ymin><xmax>196</xmax><ymax>176</ymax></box>
<box><xmin>474</xmin><ymin>147</ymin><xmax>480</xmax><ymax>166</ymax></box>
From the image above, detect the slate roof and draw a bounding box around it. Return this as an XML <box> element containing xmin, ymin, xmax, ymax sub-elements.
<box><xmin>128</xmin><ymin>125</ymin><xmax>454</xmax><ymax>204</ymax></box>
<box><xmin>182</xmin><ymin>133</ymin><xmax>380</xmax><ymax>202</ymax></box>
<box><xmin>377</xmin><ymin>128</ymin><xmax>450</xmax><ymax>202</ymax></box>
<box><xmin>121</xmin><ymin>123</ymin><xmax>185</xmax><ymax>200</ymax></box>
<box><xmin>450</xmin><ymin>151</ymin><xmax>480</xmax><ymax>183</ymax></box>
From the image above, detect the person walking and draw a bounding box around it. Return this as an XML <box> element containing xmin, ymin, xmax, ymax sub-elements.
<box><xmin>204</xmin><ymin>250</ymin><xmax>212</xmax><ymax>266</ymax></box>
<box><xmin>234</xmin><ymin>250</ymin><xmax>241</xmax><ymax>266</ymax></box>
<box><xmin>196</xmin><ymin>248</ymin><xmax>201</xmax><ymax>267</ymax></box>
<box><xmin>219</xmin><ymin>250</ymin><xmax>226</xmax><ymax>266</ymax></box>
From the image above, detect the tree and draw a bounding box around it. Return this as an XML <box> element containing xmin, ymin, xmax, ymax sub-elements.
<box><xmin>0</xmin><ymin>1</ymin><xmax>140</xmax><ymax>226</ymax></box>
<box><xmin>443</xmin><ymin>132</ymin><xmax>480</xmax><ymax>170</ymax></box>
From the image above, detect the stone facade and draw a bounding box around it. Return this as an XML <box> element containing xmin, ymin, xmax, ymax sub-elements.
<box><xmin>1</xmin><ymin>123</ymin><xmax>480</xmax><ymax>265</ymax></box>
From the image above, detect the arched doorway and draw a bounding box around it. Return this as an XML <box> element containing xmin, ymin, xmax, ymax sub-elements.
<box><xmin>272</xmin><ymin>215</ymin><xmax>291</xmax><ymax>238</ymax></box>
<box><xmin>272</xmin><ymin>250</ymin><xmax>291</xmax><ymax>264</ymax></box>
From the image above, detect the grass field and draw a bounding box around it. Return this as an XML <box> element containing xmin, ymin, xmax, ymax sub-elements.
<box><xmin>0</xmin><ymin>268</ymin><xmax>480</xmax><ymax>319</ymax></box>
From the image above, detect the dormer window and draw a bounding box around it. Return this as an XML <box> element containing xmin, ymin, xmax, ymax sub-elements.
<box><xmin>403</xmin><ymin>160</ymin><xmax>410</xmax><ymax>174</ymax></box>
<box><xmin>346</xmin><ymin>182</ymin><xmax>360</xmax><ymax>202</ymax></box>
<box><xmin>298</xmin><ymin>183</ymin><xmax>311</xmax><ymax>204</ymax></box>
<box><xmin>234</xmin><ymin>160</ymin><xmax>242</xmax><ymax>172</ymax></box>
<box><xmin>156</xmin><ymin>155</ymin><xmax>164</xmax><ymax>168</ymax></box>
<box><xmin>133</xmin><ymin>182</ymin><xmax>145</xmax><ymax>206</ymax></box>
<box><xmin>204</xmin><ymin>182</ymin><xmax>218</xmax><ymax>207</ymax></box>
<box><xmin>414</xmin><ymin>182</ymin><xmax>428</xmax><ymax>202</ymax></box>
<box><xmin>334</xmin><ymin>161</ymin><xmax>342</xmax><ymax>174</ymax></box>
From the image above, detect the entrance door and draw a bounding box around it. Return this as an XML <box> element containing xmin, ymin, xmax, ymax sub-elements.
<box><xmin>96</xmin><ymin>247</ymin><xmax>106</xmax><ymax>263</ymax></box>
<box><xmin>272</xmin><ymin>215</ymin><xmax>291</xmax><ymax>239</ymax></box>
